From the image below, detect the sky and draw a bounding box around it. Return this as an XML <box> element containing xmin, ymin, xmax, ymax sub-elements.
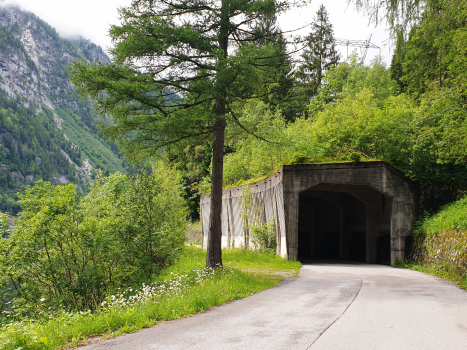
<box><xmin>1</xmin><ymin>0</ymin><xmax>393</xmax><ymax>65</ymax></box>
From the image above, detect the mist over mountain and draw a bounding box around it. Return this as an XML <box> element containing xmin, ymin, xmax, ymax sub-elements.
<box><xmin>0</xmin><ymin>4</ymin><xmax>126</xmax><ymax>214</ymax></box>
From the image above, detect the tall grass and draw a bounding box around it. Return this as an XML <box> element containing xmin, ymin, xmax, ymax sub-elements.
<box><xmin>0</xmin><ymin>247</ymin><xmax>300</xmax><ymax>350</ymax></box>
<box><xmin>414</xmin><ymin>196</ymin><xmax>467</xmax><ymax>236</ymax></box>
<box><xmin>395</xmin><ymin>260</ymin><xmax>467</xmax><ymax>291</ymax></box>
<box><xmin>403</xmin><ymin>196</ymin><xmax>467</xmax><ymax>290</ymax></box>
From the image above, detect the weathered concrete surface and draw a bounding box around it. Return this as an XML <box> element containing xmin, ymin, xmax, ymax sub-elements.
<box><xmin>82</xmin><ymin>263</ymin><xmax>467</xmax><ymax>350</ymax></box>
<box><xmin>283</xmin><ymin>162</ymin><xmax>416</xmax><ymax>264</ymax></box>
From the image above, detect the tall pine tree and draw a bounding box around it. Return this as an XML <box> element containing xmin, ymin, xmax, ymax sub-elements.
<box><xmin>296</xmin><ymin>4</ymin><xmax>340</xmax><ymax>101</ymax></box>
<box><xmin>70</xmin><ymin>0</ymin><xmax>300</xmax><ymax>268</ymax></box>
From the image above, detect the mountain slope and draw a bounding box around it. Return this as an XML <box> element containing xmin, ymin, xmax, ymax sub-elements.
<box><xmin>0</xmin><ymin>5</ymin><xmax>127</xmax><ymax>213</ymax></box>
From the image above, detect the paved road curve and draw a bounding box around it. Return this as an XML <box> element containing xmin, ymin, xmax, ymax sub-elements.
<box><xmin>83</xmin><ymin>262</ymin><xmax>467</xmax><ymax>350</ymax></box>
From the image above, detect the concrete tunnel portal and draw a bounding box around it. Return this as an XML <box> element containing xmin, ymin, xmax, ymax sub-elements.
<box><xmin>200</xmin><ymin>161</ymin><xmax>416</xmax><ymax>265</ymax></box>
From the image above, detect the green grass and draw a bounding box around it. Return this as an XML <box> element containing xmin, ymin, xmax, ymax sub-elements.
<box><xmin>403</xmin><ymin>196</ymin><xmax>467</xmax><ymax>290</ymax></box>
<box><xmin>414</xmin><ymin>196</ymin><xmax>467</xmax><ymax>236</ymax></box>
<box><xmin>395</xmin><ymin>260</ymin><xmax>467</xmax><ymax>291</ymax></box>
<box><xmin>0</xmin><ymin>247</ymin><xmax>300</xmax><ymax>350</ymax></box>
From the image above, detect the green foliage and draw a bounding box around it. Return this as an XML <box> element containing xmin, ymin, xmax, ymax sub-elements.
<box><xmin>223</xmin><ymin>51</ymin><xmax>467</xmax><ymax>188</ymax></box>
<box><xmin>69</xmin><ymin>0</ymin><xmax>289</xmax><ymax>163</ymax></box>
<box><xmin>238</xmin><ymin>186</ymin><xmax>277</xmax><ymax>252</ymax></box>
<box><xmin>351</xmin><ymin>0</ymin><xmax>425</xmax><ymax>38</ymax></box>
<box><xmin>395</xmin><ymin>260</ymin><xmax>467</xmax><ymax>290</ymax></box>
<box><xmin>289</xmin><ymin>152</ymin><xmax>312</xmax><ymax>165</ymax></box>
<box><xmin>414</xmin><ymin>196</ymin><xmax>467</xmax><ymax>236</ymax></box>
<box><xmin>223</xmin><ymin>85</ymin><xmax>413</xmax><ymax>186</ymax></box>
<box><xmin>0</xmin><ymin>165</ymin><xmax>187</xmax><ymax>317</ymax></box>
<box><xmin>390</xmin><ymin>31</ymin><xmax>408</xmax><ymax>94</ymax></box>
<box><xmin>165</xmin><ymin>139</ymin><xmax>213</xmax><ymax>220</ymax></box>
<box><xmin>0</xmin><ymin>90</ymin><xmax>125</xmax><ymax>215</ymax></box>
<box><xmin>247</xmin><ymin>19</ymin><xmax>298</xmax><ymax>121</ymax></box>
<box><xmin>0</xmin><ymin>92</ymin><xmax>83</xmax><ymax>214</ymax></box>
<box><xmin>250</xmin><ymin>217</ymin><xmax>277</xmax><ymax>253</ymax></box>
<box><xmin>349</xmin><ymin>152</ymin><xmax>362</xmax><ymax>163</ymax></box>
<box><xmin>360</xmin><ymin>1</ymin><xmax>467</xmax><ymax>175</ymax></box>
<box><xmin>54</xmin><ymin>107</ymin><xmax>125</xmax><ymax>174</ymax></box>
<box><xmin>308</xmin><ymin>54</ymin><xmax>396</xmax><ymax>114</ymax></box>
<box><xmin>0</xmin><ymin>247</ymin><xmax>300</xmax><ymax>350</ymax></box>
<box><xmin>69</xmin><ymin>0</ymin><xmax>304</xmax><ymax>269</ymax></box>
<box><xmin>223</xmin><ymin>101</ymin><xmax>291</xmax><ymax>185</ymax></box>
<box><xmin>312</xmin><ymin>88</ymin><xmax>414</xmax><ymax>166</ymax></box>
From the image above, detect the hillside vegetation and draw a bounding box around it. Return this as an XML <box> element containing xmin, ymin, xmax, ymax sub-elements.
<box><xmin>398</xmin><ymin>197</ymin><xmax>467</xmax><ymax>290</ymax></box>
<box><xmin>0</xmin><ymin>5</ymin><xmax>127</xmax><ymax>214</ymax></box>
<box><xmin>0</xmin><ymin>92</ymin><xmax>78</xmax><ymax>213</ymax></box>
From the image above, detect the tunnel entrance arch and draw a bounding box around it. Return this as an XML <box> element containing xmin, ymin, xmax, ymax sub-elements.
<box><xmin>298</xmin><ymin>184</ymin><xmax>392</xmax><ymax>264</ymax></box>
<box><xmin>283</xmin><ymin>162</ymin><xmax>415</xmax><ymax>264</ymax></box>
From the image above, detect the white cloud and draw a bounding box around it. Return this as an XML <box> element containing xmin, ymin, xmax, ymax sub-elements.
<box><xmin>1</xmin><ymin>0</ymin><xmax>131</xmax><ymax>51</ymax></box>
<box><xmin>3</xmin><ymin>0</ymin><xmax>392</xmax><ymax>64</ymax></box>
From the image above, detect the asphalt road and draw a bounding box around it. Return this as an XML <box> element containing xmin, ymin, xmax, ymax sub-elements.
<box><xmin>82</xmin><ymin>262</ymin><xmax>467</xmax><ymax>350</ymax></box>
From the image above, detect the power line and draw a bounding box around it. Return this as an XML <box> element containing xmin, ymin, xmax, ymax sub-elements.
<box><xmin>335</xmin><ymin>35</ymin><xmax>380</xmax><ymax>63</ymax></box>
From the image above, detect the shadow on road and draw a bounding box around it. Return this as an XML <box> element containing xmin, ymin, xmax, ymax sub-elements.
<box><xmin>299</xmin><ymin>259</ymin><xmax>392</xmax><ymax>269</ymax></box>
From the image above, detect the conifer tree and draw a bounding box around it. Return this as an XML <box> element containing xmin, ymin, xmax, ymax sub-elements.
<box><xmin>252</xmin><ymin>13</ymin><xmax>297</xmax><ymax>120</ymax></box>
<box><xmin>296</xmin><ymin>4</ymin><xmax>340</xmax><ymax>100</ymax></box>
<box><xmin>70</xmin><ymin>0</ymin><xmax>300</xmax><ymax>268</ymax></box>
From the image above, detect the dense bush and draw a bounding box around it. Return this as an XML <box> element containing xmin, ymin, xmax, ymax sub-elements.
<box><xmin>223</xmin><ymin>54</ymin><xmax>467</xmax><ymax>188</ymax></box>
<box><xmin>0</xmin><ymin>164</ymin><xmax>187</xmax><ymax>317</ymax></box>
<box><xmin>250</xmin><ymin>218</ymin><xmax>277</xmax><ymax>252</ymax></box>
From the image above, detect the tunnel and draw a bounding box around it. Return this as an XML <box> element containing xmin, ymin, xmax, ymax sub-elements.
<box><xmin>200</xmin><ymin>161</ymin><xmax>416</xmax><ymax>264</ymax></box>
<box><xmin>297</xmin><ymin>184</ymin><xmax>392</xmax><ymax>264</ymax></box>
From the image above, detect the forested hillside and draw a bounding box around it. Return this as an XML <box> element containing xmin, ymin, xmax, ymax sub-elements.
<box><xmin>0</xmin><ymin>5</ymin><xmax>127</xmax><ymax>213</ymax></box>
<box><xmin>219</xmin><ymin>1</ymin><xmax>467</xmax><ymax>214</ymax></box>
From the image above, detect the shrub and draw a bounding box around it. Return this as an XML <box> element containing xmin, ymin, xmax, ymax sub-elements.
<box><xmin>0</xmin><ymin>164</ymin><xmax>187</xmax><ymax>318</ymax></box>
<box><xmin>289</xmin><ymin>152</ymin><xmax>312</xmax><ymax>165</ymax></box>
<box><xmin>250</xmin><ymin>217</ymin><xmax>277</xmax><ymax>253</ymax></box>
<box><xmin>349</xmin><ymin>152</ymin><xmax>362</xmax><ymax>163</ymax></box>
<box><xmin>414</xmin><ymin>196</ymin><xmax>467</xmax><ymax>235</ymax></box>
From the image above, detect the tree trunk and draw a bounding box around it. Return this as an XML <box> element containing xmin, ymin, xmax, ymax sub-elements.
<box><xmin>206</xmin><ymin>0</ymin><xmax>229</xmax><ymax>269</ymax></box>
<box><xmin>206</xmin><ymin>116</ymin><xmax>226</xmax><ymax>268</ymax></box>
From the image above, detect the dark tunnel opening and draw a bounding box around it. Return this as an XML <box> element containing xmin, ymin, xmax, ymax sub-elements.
<box><xmin>298</xmin><ymin>184</ymin><xmax>392</xmax><ymax>264</ymax></box>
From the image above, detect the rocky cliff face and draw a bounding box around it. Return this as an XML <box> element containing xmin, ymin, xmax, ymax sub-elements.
<box><xmin>0</xmin><ymin>5</ymin><xmax>125</xmax><ymax>213</ymax></box>
<box><xmin>0</xmin><ymin>6</ymin><xmax>109</xmax><ymax>111</ymax></box>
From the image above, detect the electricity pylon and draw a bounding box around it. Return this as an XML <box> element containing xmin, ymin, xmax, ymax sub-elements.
<box><xmin>335</xmin><ymin>35</ymin><xmax>380</xmax><ymax>63</ymax></box>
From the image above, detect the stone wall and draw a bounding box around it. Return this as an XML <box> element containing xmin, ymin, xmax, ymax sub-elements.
<box><xmin>411</xmin><ymin>231</ymin><xmax>467</xmax><ymax>276</ymax></box>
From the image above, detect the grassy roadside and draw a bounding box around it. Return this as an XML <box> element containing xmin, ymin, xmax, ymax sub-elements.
<box><xmin>394</xmin><ymin>196</ymin><xmax>467</xmax><ymax>291</ymax></box>
<box><xmin>0</xmin><ymin>247</ymin><xmax>301</xmax><ymax>350</ymax></box>
<box><xmin>395</xmin><ymin>260</ymin><xmax>467</xmax><ymax>291</ymax></box>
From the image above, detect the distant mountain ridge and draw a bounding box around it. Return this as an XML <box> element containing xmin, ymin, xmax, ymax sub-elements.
<box><xmin>0</xmin><ymin>5</ymin><xmax>126</xmax><ymax>214</ymax></box>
